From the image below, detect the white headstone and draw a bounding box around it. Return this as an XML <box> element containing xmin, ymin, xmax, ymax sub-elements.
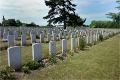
<box><xmin>53</xmin><ymin>33</ymin><xmax>56</xmax><ymax>41</ymax></box>
<box><xmin>47</xmin><ymin>33</ymin><xmax>51</xmax><ymax>41</ymax></box>
<box><xmin>40</xmin><ymin>33</ymin><xmax>44</xmax><ymax>43</ymax></box>
<box><xmin>31</xmin><ymin>34</ymin><xmax>36</xmax><ymax>43</ymax></box>
<box><xmin>49</xmin><ymin>41</ymin><xmax>56</xmax><ymax>56</ymax></box>
<box><xmin>8</xmin><ymin>35</ymin><xmax>14</xmax><ymax>47</ymax></box>
<box><xmin>7</xmin><ymin>46</ymin><xmax>22</xmax><ymax>70</ymax></box>
<box><xmin>21</xmin><ymin>34</ymin><xmax>26</xmax><ymax>46</ymax></box>
<box><xmin>32</xmin><ymin>43</ymin><xmax>42</xmax><ymax>61</ymax></box>
<box><xmin>3</xmin><ymin>32</ymin><xmax>8</xmax><ymax>39</ymax></box>
<box><xmin>62</xmin><ymin>39</ymin><xmax>67</xmax><ymax>53</ymax></box>
<box><xmin>71</xmin><ymin>38</ymin><xmax>75</xmax><ymax>50</ymax></box>
<box><xmin>14</xmin><ymin>31</ymin><xmax>18</xmax><ymax>40</ymax></box>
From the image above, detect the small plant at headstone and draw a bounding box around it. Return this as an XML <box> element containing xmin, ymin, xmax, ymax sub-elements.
<box><xmin>19</xmin><ymin>31</ymin><xmax>22</xmax><ymax>35</ymax></box>
<box><xmin>57</xmin><ymin>56</ymin><xmax>64</xmax><ymax>60</ymax></box>
<box><xmin>0</xmin><ymin>47</ymin><xmax>4</xmax><ymax>51</ymax></box>
<box><xmin>45</xmin><ymin>41</ymin><xmax>49</xmax><ymax>43</ymax></box>
<box><xmin>36</xmin><ymin>34</ymin><xmax>39</xmax><ymax>39</ymax></box>
<box><xmin>22</xmin><ymin>66</ymin><xmax>29</xmax><ymax>73</ymax></box>
<box><xmin>44</xmin><ymin>30</ymin><xmax>46</xmax><ymax>33</ymax></box>
<box><xmin>39</xmin><ymin>62</ymin><xmax>45</xmax><ymax>67</ymax></box>
<box><xmin>73</xmin><ymin>49</ymin><xmax>78</xmax><ymax>53</ymax></box>
<box><xmin>0</xmin><ymin>66</ymin><xmax>15</xmax><ymax>79</ymax></box>
<box><xmin>67</xmin><ymin>50</ymin><xmax>74</xmax><ymax>56</ymax></box>
<box><xmin>25</xmin><ymin>60</ymin><xmax>40</xmax><ymax>70</ymax></box>
<box><xmin>79</xmin><ymin>38</ymin><xmax>85</xmax><ymax>50</ymax></box>
<box><xmin>99</xmin><ymin>34</ymin><xmax>103</xmax><ymax>42</ymax></box>
<box><xmin>0</xmin><ymin>45</ymin><xmax>8</xmax><ymax>51</ymax></box>
<box><xmin>49</xmin><ymin>54</ymin><xmax>57</xmax><ymax>65</ymax></box>
<box><xmin>93</xmin><ymin>41</ymin><xmax>97</xmax><ymax>45</ymax></box>
<box><xmin>87</xmin><ymin>43</ymin><xmax>92</xmax><ymax>47</ymax></box>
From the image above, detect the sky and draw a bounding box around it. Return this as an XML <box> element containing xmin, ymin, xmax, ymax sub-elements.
<box><xmin>0</xmin><ymin>0</ymin><xmax>119</xmax><ymax>26</ymax></box>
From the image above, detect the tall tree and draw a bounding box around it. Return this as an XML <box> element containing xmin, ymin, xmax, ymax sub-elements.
<box><xmin>106</xmin><ymin>0</ymin><xmax>120</xmax><ymax>27</ymax></box>
<box><xmin>43</xmin><ymin>0</ymin><xmax>76</xmax><ymax>29</ymax></box>
<box><xmin>2</xmin><ymin>15</ymin><xmax>5</xmax><ymax>26</ymax></box>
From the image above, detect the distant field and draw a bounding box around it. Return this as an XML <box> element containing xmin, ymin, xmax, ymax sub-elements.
<box><xmin>22</xmin><ymin>34</ymin><xmax>120</xmax><ymax>80</ymax></box>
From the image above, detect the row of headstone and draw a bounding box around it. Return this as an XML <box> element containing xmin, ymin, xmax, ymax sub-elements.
<box><xmin>7</xmin><ymin>38</ymin><xmax>76</xmax><ymax>70</ymax></box>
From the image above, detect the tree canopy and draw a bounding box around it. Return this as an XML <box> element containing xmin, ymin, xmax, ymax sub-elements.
<box><xmin>106</xmin><ymin>0</ymin><xmax>120</xmax><ymax>28</ymax></box>
<box><xmin>90</xmin><ymin>20</ymin><xmax>119</xmax><ymax>28</ymax></box>
<box><xmin>67</xmin><ymin>14</ymin><xmax>86</xmax><ymax>28</ymax></box>
<box><xmin>43</xmin><ymin>0</ymin><xmax>79</xmax><ymax>29</ymax></box>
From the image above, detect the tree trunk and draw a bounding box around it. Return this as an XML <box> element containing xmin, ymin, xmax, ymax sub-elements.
<box><xmin>64</xmin><ymin>19</ymin><xmax>66</xmax><ymax>29</ymax></box>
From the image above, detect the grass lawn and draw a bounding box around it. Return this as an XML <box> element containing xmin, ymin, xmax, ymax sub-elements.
<box><xmin>22</xmin><ymin>34</ymin><xmax>120</xmax><ymax>80</ymax></box>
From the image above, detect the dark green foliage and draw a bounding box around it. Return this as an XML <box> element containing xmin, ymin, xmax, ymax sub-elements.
<box><xmin>36</xmin><ymin>35</ymin><xmax>39</xmax><ymax>39</ymax></box>
<box><xmin>105</xmin><ymin>0</ymin><xmax>120</xmax><ymax>28</ymax></box>
<box><xmin>19</xmin><ymin>31</ymin><xmax>22</xmax><ymax>35</ymax></box>
<box><xmin>90</xmin><ymin>20</ymin><xmax>119</xmax><ymax>28</ymax></box>
<box><xmin>99</xmin><ymin>34</ymin><xmax>104</xmax><ymax>42</ymax></box>
<box><xmin>16</xmin><ymin>20</ymin><xmax>22</xmax><ymax>27</ymax></box>
<box><xmin>93</xmin><ymin>41</ymin><xmax>97</xmax><ymax>45</ymax></box>
<box><xmin>45</xmin><ymin>41</ymin><xmax>49</xmax><ymax>43</ymax></box>
<box><xmin>87</xmin><ymin>43</ymin><xmax>92</xmax><ymax>47</ymax></box>
<box><xmin>43</xmin><ymin>0</ymin><xmax>77</xmax><ymax>29</ymax></box>
<box><xmin>0</xmin><ymin>66</ymin><xmax>15</xmax><ymax>79</ymax></box>
<box><xmin>22</xmin><ymin>66</ymin><xmax>29</xmax><ymax>73</ymax></box>
<box><xmin>25</xmin><ymin>60</ymin><xmax>40</xmax><ymax>70</ymax></box>
<box><xmin>67</xmin><ymin>14</ymin><xmax>86</xmax><ymax>28</ymax></box>
<box><xmin>0</xmin><ymin>45</ymin><xmax>8</xmax><ymax>51</ymax></box>
<box><xmin>49</xmin><ymin>55</ymin><xmax>57</xmax><ymax>65</ymax></box>
<box><xmin>57</xmin><ymin>56</ymin><xmax>64</xmax><ymax>60</ymax></box>
<box><xmin>39</xmin><ymin>62</ymin><xmax>45</xmax><ymax>67</ymax></box>
<box><xmin>79</xmin><ymin>38</ymin><xmax>85</xmax><ymax>50</ymax></box>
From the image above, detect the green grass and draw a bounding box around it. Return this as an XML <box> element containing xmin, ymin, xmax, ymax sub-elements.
<box><xmin>22</xmin><ymin>34</ymin><xmax>120</xmax><ymax>80</ymax></box>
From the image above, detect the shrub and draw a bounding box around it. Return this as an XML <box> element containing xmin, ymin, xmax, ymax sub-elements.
<box><xmin>39</xmin><ymin>62</ymin><xmax>45</xmax><ymax>67</ymax></box>
<box><xmin>0</xmin><ymin>45</ymin><xmax>8</xmax><ymax>51</ymax></box>
<box><xmin>79</xmin><ymin>38</ymin><xmax>85</xmax><ymax>50</ymax></box>
<box><xmin>87</xmin><ymin>43</ymin><xmax>92</xmax><ymax>47</ymax></box>
<box><xmin>93</xmin><ymin>41</ymin><xmax>97</xmax><ymax>45</ymax></box>
<box><xmin>36</xmin><ymin>35</ymin><xmax>39</xmax><ymax>39</ymax></box>
<box><xmin>67</xmin><ymin>50</ymin><xmax>74</xmax><ymax>56</ymax></box>
<box><xmin>25</xmin><ymin>60</ymin><xmax>40</xmax><ymax>70</ymax></box>
<box><xmin>57</xmin><ymin>56</ymin><xmax>64</xmax><ymax>60</ymax></box>
<box><xmin>45</xmin><ymin>41</ymin><xmax>49</xmax><ymax>43</ymax></box>
<box><xmin>22</xmin><ymin>66</ymin><xmax>29</xmax><ymax>73</ymax></box>
<box><xmin>49</xmin><ymin>55</ymin><xmax>57</xmax><ymax>65</ymax></box>
<box><xmin>99</xmin><ymin>34</ymin><xmax>103</xmax><ymax>42</ymax></box>
<box><xmin>19</xmin><ymin>31</ymin><xmax>22</xmax><ymax>35</ymax></box>
<box><xmin>0</xmin><ymin>66</ymin><xmax>15</xmax><ymax>79</ymax></box>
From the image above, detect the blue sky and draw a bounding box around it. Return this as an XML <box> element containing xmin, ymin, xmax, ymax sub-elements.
<box><xmin>0</xmin><ymin>0</ymin><xmax>119</xmax><ymax>26</ymax></box>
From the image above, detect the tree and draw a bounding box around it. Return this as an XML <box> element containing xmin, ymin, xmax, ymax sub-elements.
<box><xmin>7</xmin><ymin>19</ymin><xmax>17</xmax><ymax>26</ymax></box>
<box><xmin>16</xmin><ymin>20</ymin><xmax>22</xmax><ymax>27</ymax></box>
<box><xmin>31</xmin><ymin>22</ymin><xmax>36</xmax><ymax>26</ymax></box>
<box><xmin>106</xmin><ymin>0</ymin><xmax>120</xmax><ymax>28</ymax></box>
<box><xmin>2</xmin><ymin>15</ymin><xmax>6</xmax><ymax>26</ymax></box>
<box><xmin>2</xmin><ymin>20</ymin><xmax>8</xmax><ymax>26</ymax></box>
<box><xmin>0</xmin><ymin>22</ymin><xmax>2</xmax><ymax>26</ymax></box>
<box><xmin>67</xmin><ymin>14</ymin><xmax>86</xmax><ymax>28</ymax></box>
<box><xmin>43</xmin><ymin>0</ymin><xmax>77</xmax><ymax>29</ymax></box>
